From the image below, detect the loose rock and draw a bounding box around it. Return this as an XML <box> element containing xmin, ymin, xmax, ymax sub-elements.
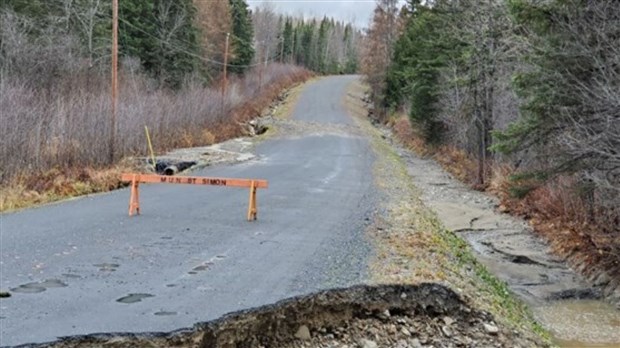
<box><xmin>358</xmin><ymin>339</ymin><xmax>378</xmax><ymax>348</ymax></box>
<box><xmin>484</xmin><ymin>323</ymin><xmax>499</xmax><ymax>335</ymax></box>
<box><xmin>295</xmin><ymin>325</ymin><xmax>311</xmax><ymax>340</ymax></box>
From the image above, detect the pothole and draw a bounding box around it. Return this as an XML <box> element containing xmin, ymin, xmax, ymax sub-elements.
<box><xmin>10</xmin><ymin>279</ymin><xmax>68</xmax><ymax>294</ymax></box>
<box><xmin>116</xmin><ymin>293</ymin><xmax>154</xmax><ymax>304</ymax></box>
<box><xmin>94</xmin><ymin>263</ymin><xmax>120</xmax><ymax>272</ymax></box>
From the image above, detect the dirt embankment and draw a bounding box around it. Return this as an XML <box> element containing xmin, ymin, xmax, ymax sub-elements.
<box><xmin>20</xmin><ymin>284</ymin><xmax>536</xmax><ymax>348</ymax></box>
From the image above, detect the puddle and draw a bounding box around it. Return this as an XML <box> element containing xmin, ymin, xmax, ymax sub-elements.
<box><xmin>461</xmin><ymin>231</ymin><xmax>596</xmax><ymax>303</ymax></box>
<box><xmin>10</xmin><ymin>279</ymin><xmax>67</xmax><ymax>294</ymax></box>
<box><xmin>190</xmin><ymin>255</ymin><xmax>226</xmax><ymax>274</ymax></box>
<box><xmin>455</xmin><ymin>223</ymin><xmax>620</xmax><ymax>347</ymax></box>
<box><xmin>193</xmin><ymin>262</ymin><xmax>214</xmax><ymax>272</ymax></box>
<box><xmin>116</xmin><ymin>293</ymin><xmax>154</xmax><ymax>304</ymax></box>
<box><xmin>534</xmin><ymin>300</ymin><xmax>620</xmax><ymax>347</ymax></box>
<box><xmin>94</xmin><ymin>263</ymin><xmax>119</xmax><ymax>272</ymax></box>
<box><xmin>154</xmin><ymin>311</ymin><xmax>177</xmax><ymax>316</ymax></box>
<box><xmin>10</xmin><ymin>284</ymin><xmax>46</xmax><ymax>294</ymax></box>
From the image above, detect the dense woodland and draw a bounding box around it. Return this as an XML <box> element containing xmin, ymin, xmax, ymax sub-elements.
<box><xmin>0</xmin><ymin>0</ymin><xmax>361</xmax><ymax>189</ymax></box>
<box><xmin>362</xmin><ymin>0</ymin><xmax>619</xmax><ymax>284</ymax></box>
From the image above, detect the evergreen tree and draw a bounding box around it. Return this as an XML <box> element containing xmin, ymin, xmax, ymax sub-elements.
<box><xmin>385</xmin><ymin>5</ymin><xmax>451</xmax><ymax>142</ymax></box>
<box><xmin>228</xmin><ymin>0</ymin><xmax>254</xmax><ymax>74</ymax></box>
<box><xmin>118</xmin><ymin>0</ymin><xmax>201</xmax><ymax>88</ymax></box>
<box><xmin>343</xmin><ymin>24</ymin><xmax>358</xmax><ymax>74</ymax></box>
<box><xmin>317</xmin><ymin>17</ymin><xmax>329</xmax><ymax>73</ymax></box>
<box><xmin>282</xmin><ymin>18</ymin><xmax>294</xmax><ymax>63</ymax></box>
<box><xmin>495</xmin><ymin>0</ymin><xmax>620</xmax><ymax>184</ymax></box>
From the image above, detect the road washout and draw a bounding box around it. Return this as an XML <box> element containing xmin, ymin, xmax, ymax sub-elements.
<box><xmin>350</xmin><ymin>84</ymin><xmax>620</xmax><ymax>345</ymax></box>
<box><xmin>3</xmin><ymin>77</ymin><xmax>568</xmax><ymax>347</ymax></box>
<box><xmin>15</xmin><ymin>284</ymin><xmax>537</xmax><ymax>348</ymax></box>
<box><xmin>7</xmin><ymin>76</ymin><xmax>544</xmax><ymax>347</ymax></box>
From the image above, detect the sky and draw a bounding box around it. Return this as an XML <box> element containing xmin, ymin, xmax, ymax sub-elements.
<box><xmin>247</xmin><ymin>0</ymin><xmax>379</xmax><ymax>28</ymax></box>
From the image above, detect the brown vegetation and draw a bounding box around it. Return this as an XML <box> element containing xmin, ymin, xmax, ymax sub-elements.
<box><xmin>392</xmin><ymin>115</ymin><xmax>620</xmax><ymax>299</ymax></box>
<box><xmin>0</xmin><ymin>64</ymin><xmax>311</xmax><ymax>212</ymax></box>
<box><xmin>364</xmin><ymin>0</ymin><xmax>620</xmax><ymax>302</ymax></box>
<box><xmin>359</xmin><ymin>0</ymin><xmax>403</xmax><ymax>121</ymax></box>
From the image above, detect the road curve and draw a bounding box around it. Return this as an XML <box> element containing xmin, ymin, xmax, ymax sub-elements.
<box><xmin>0</xmin><ymin>76</ymin><xmax>376</xmax><ymax>346</ymax></box>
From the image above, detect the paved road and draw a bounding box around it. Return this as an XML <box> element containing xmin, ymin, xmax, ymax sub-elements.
<box><xmin>0</xmin><ymin>76</ymin><xmax>376</xmax><ymax>346</ymax></box>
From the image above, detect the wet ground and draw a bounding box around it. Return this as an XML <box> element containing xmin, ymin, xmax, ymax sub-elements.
<box><xmin>384</xmin><ymin>130</ymin><xmax>620</xmax><ymax>347</ymax></box>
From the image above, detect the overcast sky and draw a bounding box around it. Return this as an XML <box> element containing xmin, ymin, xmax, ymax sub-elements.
<box><xmin>247</xmin><ymin>0</ymin><xmax>379</xmax><ymax>28</ymax></box>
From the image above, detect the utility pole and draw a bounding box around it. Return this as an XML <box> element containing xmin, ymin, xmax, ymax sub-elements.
<box><xmin>259</xmin><ymin>44</ymin><xmax>269</xmax><ymax>90</ymax></box>
<box><xmin>222</xmin><ymin>33</ymin><xmax>230</xmax><ymax>97</ymax></box>
<box><xmin>258</xmin><ymin>42</ymin><xmax>264</xmax><ymax>90</ymax></box>
<box><xmin>110</xmin><ymin>0</ymin><xmax>118</xmax><ymax>163</ymax></box>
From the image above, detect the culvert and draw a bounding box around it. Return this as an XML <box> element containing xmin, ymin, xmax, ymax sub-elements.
<box><xmin>18</xmin><ymin>283</ymin><xmax>541</xmax><ymax>348</ymax></box>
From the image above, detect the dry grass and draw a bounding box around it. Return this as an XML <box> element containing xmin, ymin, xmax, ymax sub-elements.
<box><xmin>0</xmin><ymin>64</ymin><xmax>312</xmax><ymax>212</ymax></box>
<box><xmin>392</xmin><ymin>116</ymin><xmax>479</xmax><ymax>186</ymax></box>
<box><xmin>494</xmin><ymin>174</ymin><xmax>620</xmax><ymax>288</ymax></box>
<box><xmin>0</xmin><ymin>165</ymin><xmax>131</xmax><ymax>212</ymax></box>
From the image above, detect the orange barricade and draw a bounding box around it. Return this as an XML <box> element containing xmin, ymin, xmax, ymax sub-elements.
<box><xmin>120</xmin><ymin>173</ymin><xmax>268</xmax><ymax>221</ymax></box>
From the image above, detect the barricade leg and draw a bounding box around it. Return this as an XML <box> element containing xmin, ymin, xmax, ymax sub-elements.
<box><xmin>247</xmin><ymin>181</ymin><xmax>257</xmax><ymax>221</ymax></box>
<box><xmin>129</xmin><ymin>175</ymin><xmax>140</xmax><ymax>216</ymax></box>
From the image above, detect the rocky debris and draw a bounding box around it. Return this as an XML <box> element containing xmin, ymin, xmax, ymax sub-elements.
<box><xmin>295</xmin><ymin>325</ymin><xmax>311</xmax><ymax>340</ymax></box>
<box><xmin>140</xmin><ymin>138</ymin><xmax>256</xmax><ymax>174</ymax></box>
<box><xmin>359</xmin><ymin>338</ymin><xmax>378</xmax><ymax>348</ymax></box>
<box><xmin>483</xmin><ymin>323</ymin><xmax>499</xmax><ymax>335</ymax></box>
<box><xmin>261</xmin><ymin>116</ymin><xmax>363</xmax><ymax>139</ymax></box>
<box><xmin>238</xmin><ymin>119</ymin><xmax>269</xmax><ymax>137</ymax></box>
<box><xmin>36</xmin><ymin>284</ymin><xmax>541</xmax><ymax>348</ymax></box>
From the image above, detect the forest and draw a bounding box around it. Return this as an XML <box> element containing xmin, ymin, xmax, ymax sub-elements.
<box><xmin>361</xmin><ymin>0</ymin><xmax>619</xmax><ymax>292</ymax></box>
<box><xmin>0</xmin><ymin>0</ymin><xmax>361</xmax><ymax>208</ymax></box>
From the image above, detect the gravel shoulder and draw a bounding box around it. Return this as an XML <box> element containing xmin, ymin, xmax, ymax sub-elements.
<box><xmin>344</xmin><ymin>81</ymin><xmax>550</xmax><ymax>346</ymax></box>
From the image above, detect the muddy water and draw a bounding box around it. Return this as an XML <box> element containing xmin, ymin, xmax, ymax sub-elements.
<box><xmin>461</xmin><ymin>230</ymin><xmax>620</xmax><ymax>346</ymax></box>
<box><xmin>535</xmin><ymin>300</ymin><xmax>620</xmax><ymax>347</ymax></box>
<box><xmin>395</xmin><ymin>142</ymin><xmax>620</xmax><ymax>347</ymax></box>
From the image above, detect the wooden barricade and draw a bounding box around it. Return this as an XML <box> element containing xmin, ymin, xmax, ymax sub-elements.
<box><xmin>120</xmin><ymin>173</ymin><xmax>268</xmax><ymax>221</ymax></box>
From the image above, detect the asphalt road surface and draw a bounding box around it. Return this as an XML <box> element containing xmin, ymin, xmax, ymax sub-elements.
<box><xmin>0</xmin><ymin>76</ymin><xmax>376</xmax><ymax>346</ymax></box>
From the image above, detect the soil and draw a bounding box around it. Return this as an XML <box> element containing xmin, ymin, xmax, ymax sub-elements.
<box><xmin>21</xmin><ymin>284</ymin><xmax>535</xmax><ymax>348</ymax></box>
